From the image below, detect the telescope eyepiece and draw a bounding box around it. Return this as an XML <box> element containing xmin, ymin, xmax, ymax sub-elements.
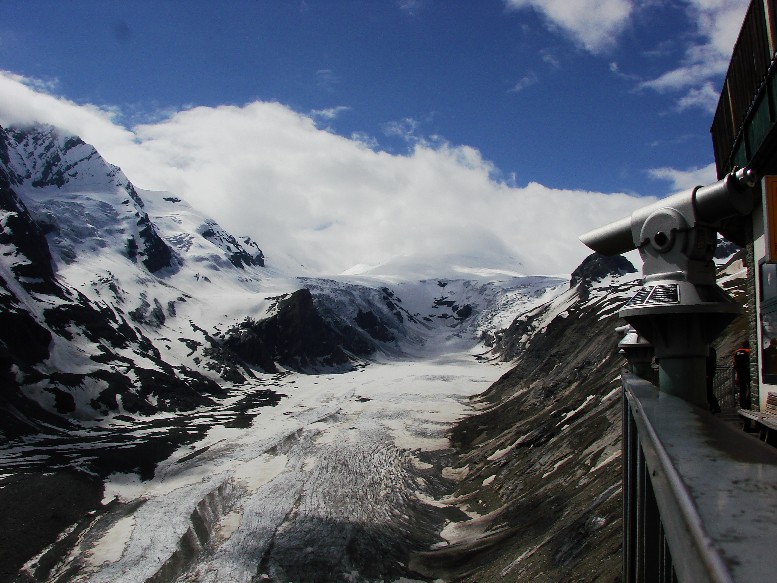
<box><xmin>735</xmin><ymin>167</ymin><xmax>757</xmax><ymax>189</ymax></box>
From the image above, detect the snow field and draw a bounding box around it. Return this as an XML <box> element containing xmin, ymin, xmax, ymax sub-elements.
<box><xmin>52</xmin><ymin>352</ymin><xmax>509</xmax><ymax>582</ymax></box>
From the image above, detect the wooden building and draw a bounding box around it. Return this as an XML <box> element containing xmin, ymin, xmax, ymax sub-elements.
<box><xmin>711</xmin><ymin>0</ymin><xmax>777</xmax><ymax>412</ymax></box>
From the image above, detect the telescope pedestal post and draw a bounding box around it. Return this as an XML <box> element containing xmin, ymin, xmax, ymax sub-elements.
<box><xmin>616</xmin><ymin>325</ymin><xmax>655</xmax><ymax>380</ymax></box>
<box><xmin>621</xmin><ymin>290</ymin><xmax>739</xmax><ymax>408</ymax></box>
<box><xmin>657</xmin><ymin>357</ymin><xmax>707</xmax><ymax>408</ymax></box>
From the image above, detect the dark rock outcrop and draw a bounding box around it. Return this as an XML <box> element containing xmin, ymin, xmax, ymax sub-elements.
<box><xmin>714</xmin><ymin>238</ymin><xmax>741</xmax><ymax>259</ymax></box>
<box><xmin>200</xmin><ymin>221</ymin><xmax>265</xmax><ymax>269</ymax></box>
<box><xmin>0</xmin><ymin>170</ymin><xmax>57</xmax><ymax>288</ymax></box>
<box><xmin>569</xmin><ymin>252</ymin><xmax>636</xmax><ymax>289</ymax></box>
<box><xmin>136</xmin><ymin>214</ymin><xmax>176</xmax><ymax>273</ymax></box>
<box><xmin>355</xmin><ymin>309</ymin><xmax>395</xmax><ymax>342</ymax></box>
<box><xmin>224</xmin><ymin>288</ymin><xmax>375</xmax><ymax>373</ymax></box>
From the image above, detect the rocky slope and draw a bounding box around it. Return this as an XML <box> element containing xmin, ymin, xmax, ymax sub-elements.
<box><xmin>400</xmin><ymin>253</ymin><xmax>637</xmax><ymax>582</ymax></box>
<box><xmin>0</xmin><ymin>123</ymin><xmax>749</xmax><ymax>583</ymax></box>
<box><xmin>410</xmin><ymin>251</ymin><xmax>748</xmax><ymax>582</ymax></box>
<box><xmin>0</xmin><ymin>125</ymin><xmax>568</xmax><ymax>581</ymax></box>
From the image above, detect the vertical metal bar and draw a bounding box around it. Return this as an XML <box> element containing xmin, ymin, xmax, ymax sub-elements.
<box><xmin>657</xmin><ymin>522</ymin><xmax>667</xmax><ymax>583</ymax></box>
<box><xmin>623</xmin><ymin>387</ymin><xmax>638</xmax><ymax>583</ymax></box>
<box><xmin>754</xmin><ymin>0</ymin><xmax>770</xmax><ymax>78</ymax></box>
<box><xmin>661</xmin><ymin>524</ymin><xmax>674</xmax><ymax>583</ymax></box>
<box><xmin>644</xmin><ymin>472</ymin><xmax>660</xmax><ymax>583</ymax></box>
<box><xmin>637</xmin><ymin>437</ymin><xmax>647</xmax><ymax>581</ymax></box>
<box><xmin>764</xmin><ymin>0</ymin><xmax>776</xmax><ymax>57</ymax></box>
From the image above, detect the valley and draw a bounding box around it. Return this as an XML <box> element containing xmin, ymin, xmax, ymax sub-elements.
<box><xmin>4</xmin><ymin>330</ymin><xmax>511</xmax><ymax>582</ymax></box>
<box><xmin>0</xmin><ymin>124</ymin><xmax>653</xmax><ymax>582</ymax></box>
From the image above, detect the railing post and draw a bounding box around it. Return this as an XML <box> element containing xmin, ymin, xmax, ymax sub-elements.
<box><xmin>623</xmin><ymin>386</ymin><xmax>637</xmax><ymax>582</ymax></box>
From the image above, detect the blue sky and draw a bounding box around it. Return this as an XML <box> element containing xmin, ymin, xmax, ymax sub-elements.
<box><xmin>0</xmin><ymin>0</ymin><xmax>752</xmax><ymax>276</ymax></box>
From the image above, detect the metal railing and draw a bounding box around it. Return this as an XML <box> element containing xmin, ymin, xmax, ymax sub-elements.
<box><xmin>712</xmin><ymin>365</ymin><xmax>737</xmax><ymax>410</ymax></box>
<box><xmin>622</xmin><ymin>372</ymin><xmax>777</xmax><ymax>582</ymax></box>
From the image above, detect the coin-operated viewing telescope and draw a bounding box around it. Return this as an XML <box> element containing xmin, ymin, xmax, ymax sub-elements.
<box><xmin>580</xmin><ymin>168</ymin><xmax>758</xmax><ymax>406</ymax></box>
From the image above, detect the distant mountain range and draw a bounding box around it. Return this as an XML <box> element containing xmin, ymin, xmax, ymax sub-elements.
<box><xmin>0</xmin><ymin>124</ymin><xmax>568</xmax><ymax>441</ymax></box>
<box><xmin>2</xmin><ymin>123</ymin><xmax>748</xmax><ymax>582</ymax></box>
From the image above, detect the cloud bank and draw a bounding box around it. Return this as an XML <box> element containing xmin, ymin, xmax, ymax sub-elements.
<box><xmin>0</xmin><ymin>71</ymin><xmax>654</xmax><ymax>278</ymax></box>
<box><xmin>504</xmin><ymin>0</ymin><xmax>634</xmax><ymax>54</ymax></box>
<box><xmin>648</xmin><ymin>163</ymin><xmax>717</xmax><ymax>193</ymax></box>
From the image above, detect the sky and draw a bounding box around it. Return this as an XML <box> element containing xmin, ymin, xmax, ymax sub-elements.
<box><xmin>0</xmin><ymin>0</ymin><xmax>751</xmax><ymax>277</ymax></box>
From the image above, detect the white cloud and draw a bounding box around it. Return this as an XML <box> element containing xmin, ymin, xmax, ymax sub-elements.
<box><xmin>692</xmin><ymin>0</ymin><xmax>751</xmax><ymax>55</ymax></box>
<box><xmin>350</xmin><ymin>131</ymin><xmax>380</xmax><ymax>149</ymax></box>
<box><xmin>676</xmin><ymin>81</ymin><xmax>720</xmax><ymax>112</ymax></box>
<box><xmin>648</xmin><ymin>162</ymin><xmax>717</xmax><ymax>192</ymax></box>
<box><xmin>382</xmin><ymin>117</ymin><xmax>420</xmax><ymax>141</ymax></box>
<box><xmin>540</xmin><ymin>49</ymin><xmax>561</xmax><ymax>68</ymax></box>
<box><xmin>509</xmin><ymin>72</ymin><xmax>538</xmax><ymax>93</ymax></box>
<box><xmin>639</xmin><ymin>0</ymin><xmax>750</xmax><ymax>112</ymax></box>
<box><xmin>504</xmin><ymin>0</ymin><xmax>634</xmax><ymax>54</ymax></box>
<box><xmin>639</xmin><ymin>43</ymin><xmax>729</xmax><ymax>96</ymax></box>
<box><xmin>310</xmin><ymin>106</ymin><xmax>351</xmax><ymax>121</ymax></box>
<box><xmin>0</xmin><ymin>71</ymin><xmax>652</xmax><ymax>277</ymax></box>
<box><xmin>505</xmin><ymin>1</ymin><xmax>749</xmax><ymax>114</ymax></box>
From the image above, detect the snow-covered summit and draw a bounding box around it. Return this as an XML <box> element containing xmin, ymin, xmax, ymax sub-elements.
<box><xmin>0</xmin><ymin>126</ymin><xmax>679</xmax><ymax>583</ymax></box>
<box><xmin>1</xmin><ymin>125</ymin><xmax>101</xmax><ymax>189</ymax></box>
<box><xmin>0</xmin><ymin>124</ymin><xmax>571</xmax><ymax>437</ymax></box>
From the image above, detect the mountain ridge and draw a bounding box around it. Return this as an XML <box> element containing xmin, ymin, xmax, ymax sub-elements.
<box><xmin>0</xmin><ymin>124</ymin><xmax>567</xmax><ymax>438</ymax></box>
<box><xmin>1</xmin><ymin>123</ymin><xmax>694</xmax><ymax>583</ymax></box>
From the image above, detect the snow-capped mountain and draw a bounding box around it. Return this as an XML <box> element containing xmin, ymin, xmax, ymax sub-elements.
<box><xmin>0</xmin><ymin>125</ymin><xmax>281</xmax><ymax>436</ymax></box>
<box><xmin>5</xmin><ymin>124</ymin><xmax>692</xmax><ymax>583</ymax></box>
<box><xmin>0</xmin><ymin>124</ymin><xmax>567</xmax><ymax>441</ymax></box>
<box><xmin>1</xmin><ymin>126</ymin><xmax>176</xmax><ymax>274</ymax></box>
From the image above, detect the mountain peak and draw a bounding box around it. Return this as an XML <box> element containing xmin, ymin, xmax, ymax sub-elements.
<box><xmin>569</xmin><ymin>252</ymin><xmax>636</xmax><ymax>289</ymax></box>
<box><xmin>0</xmin><ymin>124</ymin><xmax>100</xmax><ymax>189</ymax></box>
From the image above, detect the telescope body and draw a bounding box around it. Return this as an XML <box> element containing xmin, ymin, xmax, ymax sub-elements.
<box><xmin>579</xmin><ymin>168</ymin><xmax>757</xmax><ymax>257</ymax></box>
<box><xmin>579</xmin><ymin>168</ymin><xmax>758</xmax><ymax>405</ymax></box>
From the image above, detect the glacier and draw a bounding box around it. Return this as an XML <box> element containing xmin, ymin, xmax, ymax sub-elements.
<box><xmin>0</xmin><ymin>124</ymin><xmax>589</xmax><ymax>582</ymax></box>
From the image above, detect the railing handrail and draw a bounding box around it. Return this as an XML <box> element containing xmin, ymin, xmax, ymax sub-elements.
<box><xmin>623</xmin><ymin>372</ymin><xmax>777</xmax><ymax>581</ymax></box>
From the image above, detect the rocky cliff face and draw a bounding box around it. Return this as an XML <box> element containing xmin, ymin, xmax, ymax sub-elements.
<box><xmin>0</xmin><ymin>124</ymin><xmax>526</xmax><ymax>441</ymax></box>
<box><xmin>410</xmin><ymin>250</ymin><xmax>748</xmax><ymax>582</ymax></box>
<box><xmin>569</xmin><ymin>252</ymin><xmax>637</xmax><ymax>294</ymax></box>
<box><xmin>404</xmin><ymin>255</ymin><xmax>636</xmax><ymax>581</ymax></box>
<box><xmin>1</xmin><ymin>126</ymin><xmax>177</xmax><ymax>274</ymax></box>
<box><xmin>0</xmin><ymin>125</ymin><xmax>277</xmax><ymax>438</ymax></box>
<box><xmin>224</xmin><ymin>288</ymin><xmax>375</xmax><ymax>373</ymax></box>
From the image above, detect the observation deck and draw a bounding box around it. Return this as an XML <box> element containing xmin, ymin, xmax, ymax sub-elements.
<box><xmin>622</xmin><ymin>373</ymin><xmax>777</xmax><ymax>582</ymax></box>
